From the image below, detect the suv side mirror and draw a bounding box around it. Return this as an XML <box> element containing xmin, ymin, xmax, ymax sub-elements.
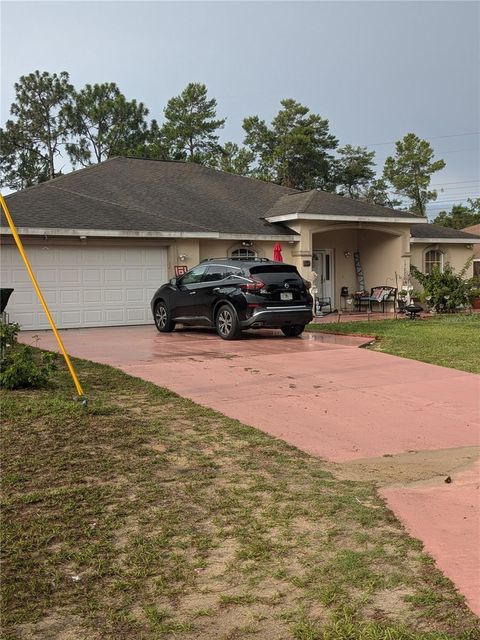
<box><xmin>169</xmin><ymin>277</ymin><xmax>177</xmax><ymax>286</ymax></box>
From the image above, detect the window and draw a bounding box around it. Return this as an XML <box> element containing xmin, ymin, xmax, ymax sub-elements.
<box><xmin>180</xmin><ymin>264</ymin><xmax>207</xmax><ymax>285</ymax></box>
<box><xmin>231</xmin><ymin>247</ymin><xmax>257</xmax><ymax>259</ymax></box>
<box><xmin>204</xmin><ymin>265</ymin><xmax>235</xmax><ymax>282</ymax></box>
<box><xmin>474</xmin><ymin>260</ymin><xmax>480</xmax><ymax>280</ymax></box>
<box><xmin>424</xmin><ymin>249</ymin><xmax>443</xmax><ymax>274</ymax></box>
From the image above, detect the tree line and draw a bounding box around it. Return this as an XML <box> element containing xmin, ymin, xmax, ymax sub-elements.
<box><xmin>2</xmin><ymin>69</ymin><xmax>475</xmax><ymax>227</ymax></box>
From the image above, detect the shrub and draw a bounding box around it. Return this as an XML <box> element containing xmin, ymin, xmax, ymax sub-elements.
<box><xmin>0</xmin><ymin>322</ymin><xmax>57</xmax><ymax>390</ymax></box>
<box><xmin>410</xmin><ymin>259</ymin><xmax>478</xmax><ymax>312</ymax></box>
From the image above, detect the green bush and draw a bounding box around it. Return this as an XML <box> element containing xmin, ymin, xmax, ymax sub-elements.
<box><xmin>0</xmin><ymin>322</ymin><xmax>57</xmax><ymax>390</ymax></box>
<box><xmin>411</xmin><ymin>259</ymin><xmax>478</xmax><ymax>312</ymax></box>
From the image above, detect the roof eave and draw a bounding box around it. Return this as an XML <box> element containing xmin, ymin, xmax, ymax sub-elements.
<box><xmin>410</xmin><ymin>237</ymin><xmax>480</xmax><ymax>244</ymax></box>
<box><xmin>0</xmin><ymin>227</ymin><xmax>300</xmax><ymax>242</ymax></box>
<box><xmin>265</xmin><ymin>213</ymin><xmax>425</xmax><ymax>224</ymax></box>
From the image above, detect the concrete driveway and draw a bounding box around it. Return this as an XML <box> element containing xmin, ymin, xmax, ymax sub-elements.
<box><xmin>21</xmin><ymin>326</ymin><xmax>480</xmax><ymax>614</ymax></box>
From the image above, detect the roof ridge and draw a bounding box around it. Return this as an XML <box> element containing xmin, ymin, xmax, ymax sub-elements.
<box><xmin>299</xmin><ymin>189</ymin><xmax>319</xmax><ymax>214</ymax></box>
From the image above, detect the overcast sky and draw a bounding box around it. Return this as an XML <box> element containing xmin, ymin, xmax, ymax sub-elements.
<box><xmin>1</xmin><ymin>0</ymin><xmax>479</xmax><ymax>217</ymax></box>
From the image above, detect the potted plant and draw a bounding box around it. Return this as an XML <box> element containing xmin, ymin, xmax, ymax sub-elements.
<box><xmin>470</xmin><ymin>287</ymin><xmax>480</xmax><ymax>310</ymax></box>
<box><xmin>397</xmin><ymin>289</ymin><xmax>408</xmax><ymax>311</ymax></box>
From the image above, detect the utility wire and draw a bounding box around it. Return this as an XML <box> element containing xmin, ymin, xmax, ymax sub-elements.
<box><xmin>364</xmin><ymin>131</ymin><xmax>480</xmax><ymax>147</ymax></box>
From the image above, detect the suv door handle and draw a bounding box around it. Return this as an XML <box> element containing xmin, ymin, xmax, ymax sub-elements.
<box><xmin>189</xmin><ymin>291</ymin><xmax>197</xmax><ymax>295</ymax></box>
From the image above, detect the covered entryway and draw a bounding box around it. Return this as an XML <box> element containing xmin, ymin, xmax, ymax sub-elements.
<box><xmin>0</xmin><ymin>244</ymin><xmax>167</xmax><ymax>329</ymax></box>
<box><xmin>311</xmin><ymin>225</ymin><xmax>409</xmax><ymax>309</ymax></box>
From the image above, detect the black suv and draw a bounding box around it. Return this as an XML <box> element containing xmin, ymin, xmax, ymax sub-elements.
<box><xmin>151</xmin><ymin>258</ymin><xmax>313</xmax><ymax>340</ymax></box>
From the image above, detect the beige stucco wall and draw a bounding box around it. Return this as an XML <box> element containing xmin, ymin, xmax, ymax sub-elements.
<box><xmin>410</xmin><ymin>243</ymin><xmax>475</xmax><ymax>287</ymax></box>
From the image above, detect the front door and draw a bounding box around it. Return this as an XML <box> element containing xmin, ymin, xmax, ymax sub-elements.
<box><xmin>312</xmin><ymin>250</ymin><xmax>334</xmax><ymax>306</ymax></box>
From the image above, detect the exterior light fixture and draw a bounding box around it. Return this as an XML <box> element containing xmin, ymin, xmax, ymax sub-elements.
<box><xmin>344</xmin><ymin>250</ymin><xmax>351</xmax><ymax>258</ymax></box>
<box><xmin>178</xmin><ymin>254</ymin><xmax>188</xmax><ymax>261</ymax></box>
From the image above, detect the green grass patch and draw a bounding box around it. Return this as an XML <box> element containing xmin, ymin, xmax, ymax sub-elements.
<box><xmin>1</xmin><ymin>356</ymin><xmax>478</xmax><ymax>639</ymax></box>
<box><xmin>307</xmin><ymin>314</ymin><xmax>480</xmax><ymax>373</ymax></box>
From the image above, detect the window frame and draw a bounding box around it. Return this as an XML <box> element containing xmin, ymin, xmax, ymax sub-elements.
<box><xmin>229</xmin><ymin>246</ymin><xmax>258</xmax><ymax>259</ymax></box>
<box><xmin>424</xmin><ymin>249</ymin><xmax>444</xmax><ymax>275</ymax></box>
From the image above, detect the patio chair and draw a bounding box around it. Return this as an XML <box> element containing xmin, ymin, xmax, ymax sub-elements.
<box><xmin>315</xmin><ymin>296</ymin><xmax>332</xmax><ymax>315</ymax></box>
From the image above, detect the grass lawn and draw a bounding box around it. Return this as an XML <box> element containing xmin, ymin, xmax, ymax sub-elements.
<box><xmin>307</xmin><ymin>314</ymin><xmax>480</xmax><ymax>373</ymax></box>
<box><xmin>1</xmin><ymin>358</ymin><xmax>479</xmax><ymax>640</ymax></box>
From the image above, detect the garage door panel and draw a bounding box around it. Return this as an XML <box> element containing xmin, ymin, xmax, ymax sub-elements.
<box><xmin>125</xmin><ymin>268</ymin><xmax>143</xmax><ymax>281</ymax></box>
<box><xmin>106</xmin><ymin>309</ymin><xmax>125</xmax><ymax>323</ymax></box>
<box><xmin>126</xmin><ymin>289</ymin><xmax>144</xmax><ymax>303</ymax></box>
<box><xmin>60</xmin><ymin>290</ymin><xmax>81</xmax><ymax>304</ymax></box>
<box><xmin>105</xmin><ymin>269</ymin><xmax>123</xmax><ymax>283</ymax></box>
<box><xmin>103</xmin><ymin>249</ymin><xmax>124</xmax><ymax>265</ymax></box>
<box><xmin>60</xmin><ymin>310</ymin><xmax>82</xmax><ymax>326</ymax></box>
<box><xmin>105</xmin><ymin>289</ymin><xmax>124</xmax><ymax>304</ymax></box>
<box><xmin>60</xmin><ymin>270</ymin><xmax>80</xmax><ymax>283</ymax></box>
<box><xmin>84</xmin><ymin>310</ymin><xmax>103</xmax><ymax>325</ymax></box>
<box><xmin>84</xmin><ymin>289</ymin><xmax>102</xmax><ymax>303</ymax></box>
<box><xmin>1</xmin><ymin>245</ymin><xmax>167</xmax><ymax>329</ymax></box>
<box><xmin>11</xmin><ymin>268</ymin><xmax>31</xmax><ymax>284</ymax></box>
<box><xmin>126</xmin><ymin>308</ymin><xmax>146</xmax><ymax>322</ymax></box>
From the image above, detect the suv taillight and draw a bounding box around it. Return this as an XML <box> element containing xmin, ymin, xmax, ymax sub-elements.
<box><xmin>239</xmin><ymin>278</ymin><xmax>265</xmax><ymax>292</ymax></box>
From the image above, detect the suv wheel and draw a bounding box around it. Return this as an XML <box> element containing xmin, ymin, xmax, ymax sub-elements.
<box><xmin>216</xmin><ymin>305</ymin><xmax>242</xmax><ymax>340</ymax></box>
<box><xmin>281</xmin><ymin>324</ymin><xmax>305</xmax><ymax>337</ymax></box>
<box><xmin>154</xmin><ymin>301</ymin><xmax>176</xmax><ymax>332</ymax></box>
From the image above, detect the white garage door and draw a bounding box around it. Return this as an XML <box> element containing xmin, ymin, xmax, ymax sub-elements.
<box><xmin>0</xmin><ymin>244</ymin><xmax>168</xmax><ymax>330</ymax></box>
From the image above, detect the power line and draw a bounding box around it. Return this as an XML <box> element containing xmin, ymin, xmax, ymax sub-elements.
<box><xmin>431</xmin><ymin>180</ymin><xmax>480</xmax><ymax>186</ymax></box>
<box><xmin>364</xmin><ymin>131</ymin><xmax>480</xmax><ymax>147</ymax></box>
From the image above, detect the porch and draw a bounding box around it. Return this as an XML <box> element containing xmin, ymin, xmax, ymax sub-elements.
<box><xmin>307</xmin><ymin>223</ymin><xmax>411</xmax><ymax>313</ymax></box>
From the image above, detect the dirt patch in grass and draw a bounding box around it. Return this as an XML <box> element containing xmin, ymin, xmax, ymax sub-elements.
<box><xmin>1</xmin><ymin>358</ymin><xmax>479</xmax><ymax>639</ymax></box>
<box><xmin>327</xmin><ymin>446</ymin><xmax>480</xmax><ymax>486</ymax></box>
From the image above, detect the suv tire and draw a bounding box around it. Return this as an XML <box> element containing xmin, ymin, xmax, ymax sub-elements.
<box><xmin>281</xmin><ymin>324</ymin><xmax>305</xmax><ymax>337</ymax></box>
<box><xmin>216</xmin><ymin>304</ymin><xmax>242</xmax><ymax>340</ymax></box>
<box><xmin>154</xmin><ymin>301</ymin><xmax>176</xmax><ymax>333</ymax></box>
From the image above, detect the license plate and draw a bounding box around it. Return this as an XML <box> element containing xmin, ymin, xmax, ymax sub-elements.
<box><xmin>280</xmin><ymin>292</ymin><xmax>293</xmax><ymax>301</ymax></box>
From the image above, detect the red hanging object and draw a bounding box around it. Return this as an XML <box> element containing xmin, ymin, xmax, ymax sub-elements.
<box><xmin>273</xmin><ymin>242</ymin><xmax>283</xmax><ymax>262</ymax></box>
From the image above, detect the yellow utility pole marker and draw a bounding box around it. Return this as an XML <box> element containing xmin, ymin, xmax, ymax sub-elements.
<box><xmin>0</xmin><ymin>193</ymin><xmax>86</xmax><ymax>402</ymax></box>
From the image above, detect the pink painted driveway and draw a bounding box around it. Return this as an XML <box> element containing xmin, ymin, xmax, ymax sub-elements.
<box><xmin>21</xmin><ymin>325</ymin><xmax>480</xmax><ymax>613</ymax></box>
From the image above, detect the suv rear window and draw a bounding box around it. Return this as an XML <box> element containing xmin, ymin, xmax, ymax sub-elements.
<box><xmin>248</xmin><ymin>264</ymin><xmax>304</xmax><ymax>285</ymax></box>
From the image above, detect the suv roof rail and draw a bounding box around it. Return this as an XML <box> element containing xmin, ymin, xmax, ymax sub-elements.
<box><xmin>200</xmin><ymin>257</ymin><xmax>273</xmax><ymax>263</ymax></box>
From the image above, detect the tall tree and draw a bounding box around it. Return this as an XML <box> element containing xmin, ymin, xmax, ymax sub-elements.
<box><xmin>125</xmin><ymin>119</ymin><xmax>171</xmax><ymax>161</ymax></box>
<box><xmin>433</xmin><ymin>199</ymin><xmax>480</xmax><ymax>229</ymax></box>
<box><xmin>335</xmin><ymin>145</ymin><xmax>375</xmax><ymax>198</ymax></box>
<box><xmin>207</xmin><ymin>142</ymin><xmax>254</xmax><ymax>176</ymax></box>
<box><xmin>243</xmin><ymin>99</ymin><xmax>338</xmax><ymax>190</ymax></box>
<box><xmin>362</xmin><ymin>177</ymin><xmax>401</xmax><ymax>208</ymax></box>
<box><xmin>383</xmin><ymin>133</ymin><xmax>445</xmax><ymax>215</ymax></box>
<box><xmin>162</xmin><ymin>83</ymin><xmax>225</xmax><ymax>162</ymax></box>
<box><xmin>0</xmin><ymin>70</ymin><xmax>74</xmax><ymax>186</ymax></box>
<box><xmin>0</xmin><ymin>121</ymin><xmax>49</xmax><ymax>190</ymax></box>
<box><xmin>64</xmin><ymin>83</ymin><xmax>150</xmax><ymax>166</ymax></box>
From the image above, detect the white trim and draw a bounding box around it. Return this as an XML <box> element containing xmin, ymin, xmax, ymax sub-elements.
<box><xmin>265</xmin><ymin>213</ymin><xmax>425</xmax><ymax>224</ymax></box>
<box><xmin>0</xmin><ymin>227</ymin><xmax>299</xmax><ymax>242</ymax></box>
<box><xmin>411</xmin><ymin>237</ymin><xmax>480</xmax><ymax>244</ymax></box>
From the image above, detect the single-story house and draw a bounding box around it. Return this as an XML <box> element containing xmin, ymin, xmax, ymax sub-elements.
<box><xmin>1</xmin><ymin>156</ymin><xmax>479</xmax><ymax>330</ymax></box>
<box><xmin>462</xmin><ymin>223</ymin><xmax>480</xmax><ymax>278</ymax></box>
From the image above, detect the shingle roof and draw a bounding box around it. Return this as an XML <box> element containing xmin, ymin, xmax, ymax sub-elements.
<box><xmin>2</xmin><ymin>157</ymin><xmax>298</xmax><ymax>236</ymax></box>
<box><xmin>264</xmin><ymin>189</ymin><xmax>424</xmax><ymax>221</ymax></box>
<box><xmin>410</xmin><ymin>223</ymin><xmax>480</xmax><ymax>239</ymax></box>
